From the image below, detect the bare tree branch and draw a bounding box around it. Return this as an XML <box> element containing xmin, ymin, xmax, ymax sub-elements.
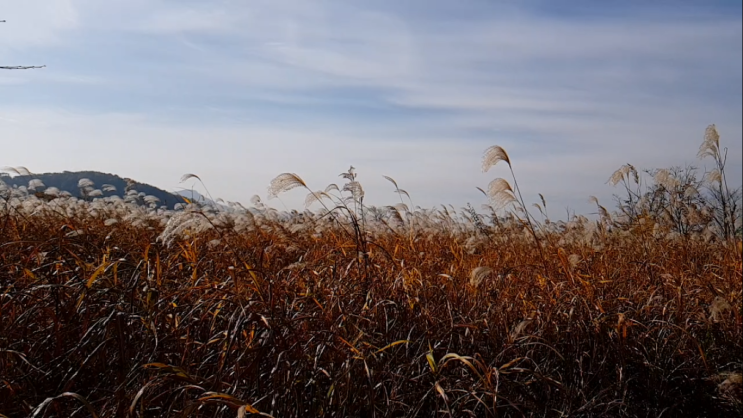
<box><xmin>1</xmin><ymin>19</ymin><xmax>46</xmax><ymax>70</ymax></box>
<box><xmin>1</xmin><ymin>65</ymin><xmax>46</xmax><ymax>70</ymax></box>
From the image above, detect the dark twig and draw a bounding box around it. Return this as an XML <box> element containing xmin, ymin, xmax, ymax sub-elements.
<box><xmin>1</xmin><ymin>20</ymin><xmax>45</xmax><ymax>70</ymax></box>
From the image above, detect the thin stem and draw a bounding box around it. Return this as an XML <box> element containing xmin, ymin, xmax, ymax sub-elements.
<box><xmin>508</xmin><ymin>165</ymin><xmax>548</xmax><ymax>270</ymax></box>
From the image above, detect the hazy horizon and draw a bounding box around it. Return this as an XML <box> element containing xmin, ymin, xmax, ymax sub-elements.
<box><xmin>2</xmin><ymin>0</ymin><xmax>741</xmax><ymax>218</ymax></box>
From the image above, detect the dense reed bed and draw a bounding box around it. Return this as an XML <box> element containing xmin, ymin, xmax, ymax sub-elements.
<box><xmin>1</xmin><ymin>126</ymin><xmax>741</xmax><ymax>417</ymax></box>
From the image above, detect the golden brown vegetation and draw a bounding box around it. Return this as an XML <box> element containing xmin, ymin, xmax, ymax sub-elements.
<box><xmin>0</xmin><ymin>126</ymin><xmax>741</xmax><ymax>417</ymax></box>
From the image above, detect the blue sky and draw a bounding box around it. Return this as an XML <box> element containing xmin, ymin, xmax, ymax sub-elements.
<box><xmin>2</xmin><ymin>0</ymin><xmax>741</xmax><ymax>218</ymax></box>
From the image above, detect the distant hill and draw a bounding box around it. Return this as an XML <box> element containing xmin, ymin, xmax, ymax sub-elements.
<box><xmin>0</xmin><ymin>170</ymin><xmax>185</xmax><ymax>209</ymax></box>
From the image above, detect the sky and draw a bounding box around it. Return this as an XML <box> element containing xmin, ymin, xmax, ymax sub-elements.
<box><xmin>1</xmin><ymin>0</ymin><xmax>741</xmax><ymax>219</ymax></box>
